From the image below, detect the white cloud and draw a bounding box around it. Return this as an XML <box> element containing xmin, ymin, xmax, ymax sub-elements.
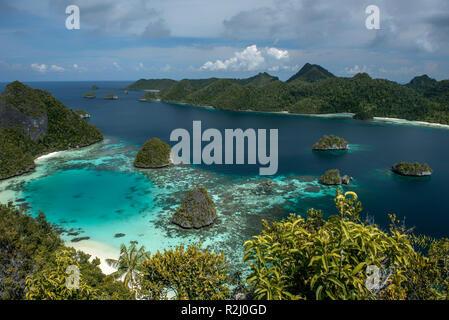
<box><xmin>31</xmin><ymin>63</ymin><xmax>48</xmax><ymax>73</ymax></box>
<box><xmin>50</xmin><ymin>64</ymin><xmax>65</xmax><ymax>72</ymax></box>
<box><xmin>345</xmin><ymin>65</ymin><xmax>369</xmax><ymax>75</ymax></box>
<box><xmin>266</xmin><ymin>47</ymin><xmax>289</xmax><ymax>60</ymax></box>
<box><xmin>112</xmin><ymin>61</ymin><xmax>122</xmax><ymax>70</ymax></box>
<box><xmin>200</xmin><ymin>45</ymin><xmax>289</xmax><ymax>72</ymax></box>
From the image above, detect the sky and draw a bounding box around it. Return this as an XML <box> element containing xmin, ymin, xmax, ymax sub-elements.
<box><xmin>0</xmin><ymin>0</ymin><xmax>448</xmax><ymax>83</ymax></box>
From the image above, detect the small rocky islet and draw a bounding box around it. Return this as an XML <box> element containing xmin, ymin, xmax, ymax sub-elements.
<box><xmin>172</xmin><ymin>186</ymin><xmax>217</xmax><ymax>229</ymax></box>
<box><xmin>319</xmin><ymin>169</ymin><xmax>353</xmax><ymax>186</ymax></box>
<box><xmin>312</xmin><ymin>135</ymin><xmax>349</xmax><ymax>151</ymax></box>
<box><xmin>134</xmin><ymin>137</ymin><xmax>172</xmax><ymax>168</ymax></box>
<box><xmin>392</xmin><ymin>161</ymin><xmax>433</xmax><ymax>177</ymax></box>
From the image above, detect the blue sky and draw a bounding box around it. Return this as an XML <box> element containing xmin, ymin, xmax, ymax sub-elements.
<box><xmin>1</xmin><ymin>0</ymin><xmax>448</xmax><ymax>82</ymax></box>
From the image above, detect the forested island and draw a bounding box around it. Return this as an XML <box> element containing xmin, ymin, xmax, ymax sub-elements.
<box><xmin>172</xmin><ymin>186</ymin><xmax>217</xmax><ymax>229</ymax></box>
<box><xmin>0</xmin><ymin>81</ymin><xmax>103</xmax><ymax>180</ymax></box>
<box><xmin>127</xmin><ymin>63</ymin><xmax>449</xmax><ymax>124</ymax></box>
<box><xmin>104</xmin><ymin>94</ymin><xmax>118</xmax><ymax>100</ymax></box>
<box><xmin>392</xmin><ymin>162</ymin><xmax>433</xmax><ymax>177</ymax></box>
<box><xmin>134</xmin><ymin>137</ymin><xmax>171</xmax><ymax>168</ymax></box>
<box><xmin>83</xmin><ymin>92</ymin><xmax>96</xmax><ymax>99</ymax></box>
<box><xmin>313</xmin><ymin>135</ymin><xmax>349</xmax><ymax>150</ymax></box>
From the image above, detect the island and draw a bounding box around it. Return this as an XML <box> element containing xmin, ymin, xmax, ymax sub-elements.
<box><xmin>83</xmin><ymin>92</ymin><xmax>96</xmax><ymax>99</ymax></box>
<box><xmin>126</xmin><ymin>63</ymin><xmax>449</xmax><ymax>125</ymax></box>
<box><xmin>104</xmin><ymin>94</ymin><xmax>118</xmax><ymax>100</ymax></box>
<box><xmin>312</xmin><ymin>135</ymin><xmax>349</xmax><ymax>151</ymax></box>
<box><xmin>91</xmin><ymin>85</ymin><xmax>99</xmax><ymax>90</ymax></box>
<box><xmin>138</xmin><ymin>92</ymin><xmax>158</xmax><ymax>102</ymax></box>
<box><xmin>392</xmin><ymin>162</ymin><xmax>433</xmax><ymax>177</ymax></box>
<box><xmin>134</xmin><ymin>137</ymin><xmax>172</xmax><ymax>168</ymax></box>
<box><xmin>172</xmin><ymin>186</ymin><xmax>217</xmax><ymax>229</ymax></box>
<box><xmin>319</xmin><ymin>169</ymin><xmax>353</xmax><ymax>185</ymax></box>
<box><xmin>0</xmin><ymin>81</ymin><xmax>103</xmax><ymax>180</ymax></box>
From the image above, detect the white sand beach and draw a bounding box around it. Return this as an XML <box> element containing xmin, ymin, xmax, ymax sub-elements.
<box><xmin>67</xmin><ymin>240</ymin><xmax>120</xmax><ymax>275</ymax></box>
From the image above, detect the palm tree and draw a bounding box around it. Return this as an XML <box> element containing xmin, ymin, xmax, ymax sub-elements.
<box><xmin>106</xmin><ymin>243</ymin><xmax>146</xmax><ymax>290</ymax></box>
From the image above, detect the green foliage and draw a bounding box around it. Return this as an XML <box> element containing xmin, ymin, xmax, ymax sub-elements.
<box><xmin>287</xmin><ymin>63</ymin><xmax>335</xmax><ymax>82</ymax></box>
<box><xmin>0</xmin><ymin>203</ymin><xmax>133</xmax><ymax>300</ymax></box>
<box><xmin>243</xmin><ymin>190</ymin><xmax>418</xmax><ymax>300</ymax></box>
<box><xmin>319</xmin><ymin>169</ymin><xmax>342</xmax><ymax>185</ymax></box>
<box><xmin>172</xmin><ymin>186</ymin><xmax>217</xmax><ymax>229</ymax></box>
<box><xmin>137</xmin><ymin>244</ymin><xmax>230</xmax><ymax>300</ymax></box>
<box><xmin>139</xmin><ymin>91</ymin><xmax>158</xmax><ymax>101</ymax></box>
<box><xmin>0</xmin><ymin>128</ymin><xmax>36</xmax><ymax>179</ymax></box>
<box><xmin>353</xmin><ymin>104</ymin><xmax>375</xmax><ymax>120</ymax></box>
<box><xmin>126</xmin><ymin>78</ymin><xmax>177</xmax><ymax>90</ymax></box>
<box><xmin>312</xmin><ymin>135</ymin><xmax>348</xmax><ymax>150</ymax></box>
<box><xmin>392</xmin><ymin>162</ymin><xmax>433</xmax><ymax>176</ymax></box>
<box><xmin>126</xmin><ymin>63</ymin><xmax>449</xmax><ymax>124</ymax></box>
<box><xmin>25</xmin><ymin>249</ymin><xmax>96</xmax><ymax>300</ymax></box>
<box><xmin>106</xmin><ymin>243</ymin><xmax>146</xmax><ymax>291</ymax></box>
<box><xmin>0</xmin><ymin>203</ymin><xmax>63</xmax><ymax>299</ymax></box>
<box><xmin>134</xmin><ymin>137</ymin><xmax>171</xmax><ymax>168</ymax></box>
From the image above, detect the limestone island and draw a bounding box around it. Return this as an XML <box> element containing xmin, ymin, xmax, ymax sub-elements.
<box><xmin>319</xmin><ymin>169</ymin><xmax>353</xmax><ymax>185</ymax></box>
<box><xmin>83</xmin><ymin>92</ymin><xmax>96</xmax><ymax>99</ymax></box>
<box><xmin>392</xmin><ymin>162</ymin><xmax>433</xmax><ymax>177</ymax></box>
<box><xmin>91</xmin><ymin>85</ymin><xmax>99</xmax><ymax>90</ymax></box>
<box><xmin>74</xmin><ymin>110</ymin><xmax>91</xmax><ymax>119</ymax></box>
<box><xmin>104</xmin><ymin>94</ymin><xmax>118</xmax><ymax>100</ymax></box>
<box><xmin>0</xmin><ymin>81</ymin><xmax>103</xmax><ymax>180</ymax></box>
<box><xmin>134</xmin><ymin>137</ymin><xmax>172</xmax><ymax>168</ymax></box>
<box><xmin>313</xmin><ymin>135</ymin><xmax>349</xmax><ymax>150</ymax></box>
<box><xmin>172</xmin><ymin>186</ymin><xmax>217</xmax><ymax>229</ymax></box>
<box><xmin>138</xmin><ymin>92</ymin><xmax>158</xmax><ymax>102</ymax></box>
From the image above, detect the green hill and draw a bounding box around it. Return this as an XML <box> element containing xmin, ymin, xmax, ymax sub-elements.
<box><xmin>126</xmin><ymin>78</ymin><xmax>177</xmax><ymax>90</ymax></box>
<box><xmin>0</xmin><ymin>81</ymin><xmax>103</xmax><ymax>180</ymax></box>
<box><xmin>287</xmin><ymin>63</ymin><xmax>335</xmax><ymax>82</ymax></box>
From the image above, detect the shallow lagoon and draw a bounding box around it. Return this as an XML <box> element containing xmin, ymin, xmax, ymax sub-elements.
<box><xmin>1</xmin><ymin>81</ymin><xmax>449</xmax><ymax>270</ymax></box>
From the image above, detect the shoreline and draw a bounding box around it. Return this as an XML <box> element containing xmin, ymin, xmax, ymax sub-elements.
<box><xmin>67</xmin><ymin>239</ymin><xmax>119</xmax><ymax>275</ymax></box>
<box><xmin>162</xmin><ymin>100</ymin><xmax>449</xmax><ymax>130</ymax></box>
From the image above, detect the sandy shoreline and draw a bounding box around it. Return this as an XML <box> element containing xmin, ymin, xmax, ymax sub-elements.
<box><xmin>67</xmin><ymin>240</ymin><xmax>119</xmax><ymax>275</ymax></box>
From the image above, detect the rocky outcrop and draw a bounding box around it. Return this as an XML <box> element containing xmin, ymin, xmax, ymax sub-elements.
<box><xmin>134</xmin><ymin>137</ymin><xmax>172</xmax><ymax>168</ymax></box>
<box><xmin>313</xmin><ymin>135</ymin><xmax>349</xmax><ymax>151</ymax></box>
<box><xmin>172</xmin><ymin>186</ymin><xmax>217</xmax><ymax>229</ymax></box>
<box><xmin>319</xmin><ymin>169</ymin><xmax>354</xmax><ymax>185</ymax></box>
<box><xmin>392</xmin><ymin>162</ymin><xmax>433</xmax><ymax>177</ymax></box>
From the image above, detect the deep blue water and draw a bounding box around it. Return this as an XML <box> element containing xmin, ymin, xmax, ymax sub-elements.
<box><xmin>2</xmin><ymin>81</ymin><xmax>449</xmax><ymax>238</ymax></box>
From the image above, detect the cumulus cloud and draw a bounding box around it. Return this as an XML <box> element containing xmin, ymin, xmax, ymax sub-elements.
<box><xmin>266</xmin><ymin>47</ymin><xmax>289</xmax><ymax>60</ymax></box>
<box><xmin>50</xmin><ymin>64</ymin><xmax>65</xmax><ymax>72</ymax></box>
<box><xmin>200</xmin><ymin>45</ymin><xmax>289</xmax><ymax>72</ymax></box>
<box><xmin>345</xmin><ymin>65</ymin><xmax>370</xmax><ymax>75</ymax></box>
<box><xmin>31</xmin><ymin>63</ymin><xmax>48</xmax><ymax>73</ymax></box>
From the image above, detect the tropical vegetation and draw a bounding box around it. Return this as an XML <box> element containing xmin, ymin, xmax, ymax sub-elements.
<box><xmin>134</xmin><ymin>137</ymin><xmax>171</xmax><ymax>168</ymax></box>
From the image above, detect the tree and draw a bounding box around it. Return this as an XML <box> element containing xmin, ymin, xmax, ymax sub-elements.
<box><xmin>137</xmin><ymin>244</ymin><xmax>230</xmax><ymax>300</ymax></box>
<box><xmin>25</xmin><ymin>249</ymin><xmax>96</xmax><ymax>300</ymax></box>
<box><xmin>106</xmin><ymin>243</ymin><xmax>146</xmax><ymax>290</ymax></box>
<box><xmin>243</xmin><ymin>190</ymin><xmax>418</xmax><ymax>300</ymax></box>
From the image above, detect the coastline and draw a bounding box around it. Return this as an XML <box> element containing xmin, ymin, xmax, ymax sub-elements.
<box><xmin>67</xmin><ymin>239</ymin><xmax>119</xmax><ymax>275</ymax></box>
<box><xmin>161</xmin><ymin>100</ymin><xmax>449</xmax><ymax>130</ymax></box>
